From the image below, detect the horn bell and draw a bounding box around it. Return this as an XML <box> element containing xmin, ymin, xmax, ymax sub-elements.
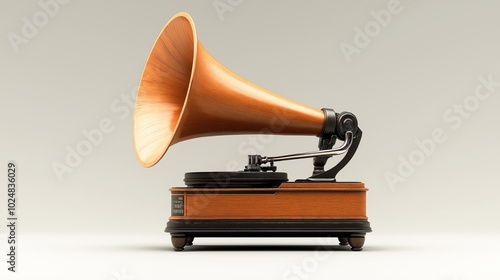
<box><xmin>133</xmin><ymin>12</ymin><xmax>325</xmax><ymax>168</ymax></box>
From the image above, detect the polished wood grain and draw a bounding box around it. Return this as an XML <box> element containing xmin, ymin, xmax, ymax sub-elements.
<box><xmin>133</xmin><ymin>12</ymin><xmax>325</xmax><ymax>167</ymax></box>
<box><xmin>169</xmin><ymin>182</ymin><xmax>368</xmax><ymax>220</ymax></box>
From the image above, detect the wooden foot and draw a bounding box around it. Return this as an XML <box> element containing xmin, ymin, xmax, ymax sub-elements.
<box><xmin>338</xmin><ymin>237</ymin><xmax>348</xmax><ymax>246</ymax></box>
<box><xmin>186</xmin><ymin>237</ymin><xmax>194</xmax><ymax>246</ymax></box>
<box><xmin>171</xmin><ymin>237</ymin><xmax>188</xmax><ymax>251</ymax></box>
<box><xmin>348</xmin><ymin>236</ymin><xmax>365</xmax><ymax>251</ymax></box>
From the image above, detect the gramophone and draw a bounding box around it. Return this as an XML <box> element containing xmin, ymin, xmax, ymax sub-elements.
<box><xmin>133</xmin><ymin>12</ymin><xmax>371</xmax><ymax>251</ymax></box>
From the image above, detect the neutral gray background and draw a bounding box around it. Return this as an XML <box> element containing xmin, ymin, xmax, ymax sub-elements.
<box><xmin>1</xmin><ymin>0</ymin><xmax>499</xmax><ymax>279</ymax></box>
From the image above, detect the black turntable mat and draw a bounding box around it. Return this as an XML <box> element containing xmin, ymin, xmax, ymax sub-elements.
<box><xmin>184</xmin><ymin>171</ymin><xmax>288</xmax><ymax>188</ymax></box>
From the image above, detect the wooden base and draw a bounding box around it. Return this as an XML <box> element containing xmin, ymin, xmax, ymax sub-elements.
<box><xmin>167</xmin><ymin>219</ymin><xmax>370</xmax><ymax>251</ymax></box>
<box><xmin>166</xmin><ymin>182</ymin><xmax>371</xmax><ymax>251</ymax></box>
<box><xmin>170</xmin><ymin>236</ymin><xmax>366</xmax><ymax>251</ymax></box>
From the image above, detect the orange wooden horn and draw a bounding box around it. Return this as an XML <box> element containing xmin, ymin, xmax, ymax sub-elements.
<box><xmin>133</xmin><ymin>12</ymin><xmax>326</xmax><ymax>168</ymax></box>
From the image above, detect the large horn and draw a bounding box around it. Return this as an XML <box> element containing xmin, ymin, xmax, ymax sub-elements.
<box><xmin>133</xmin><ymin>12</ymin><xmax>325</xmax><ymax>167</ymax></box>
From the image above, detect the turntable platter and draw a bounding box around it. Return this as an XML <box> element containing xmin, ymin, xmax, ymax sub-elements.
<box><xmin>184</xmin><ymin>171</ymin><xmax>288</xmax><ymax>188</ymax></box>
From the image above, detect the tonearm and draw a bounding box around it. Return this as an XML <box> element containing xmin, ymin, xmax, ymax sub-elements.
<box><xmin>245</xmin><ymin>108</ymin><xmax>362</xmax><ymax>181</ymax></box>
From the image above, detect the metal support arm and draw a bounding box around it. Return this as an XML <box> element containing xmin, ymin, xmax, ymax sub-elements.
<box><xmin>245</xmin><ymin>108</ymin><xmax>362</xmax><ymax>181</ymax></box>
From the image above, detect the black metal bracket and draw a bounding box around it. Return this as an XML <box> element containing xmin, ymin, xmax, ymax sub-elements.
<box><xmin>308</xmin><ymin>128</ymin><xmax>362</xmax><ymax>181</ymax></box>
<box><xmin>244</xmin><ymin>108</ymin><xmax>362</xmax><ymax>181</ymax></box>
